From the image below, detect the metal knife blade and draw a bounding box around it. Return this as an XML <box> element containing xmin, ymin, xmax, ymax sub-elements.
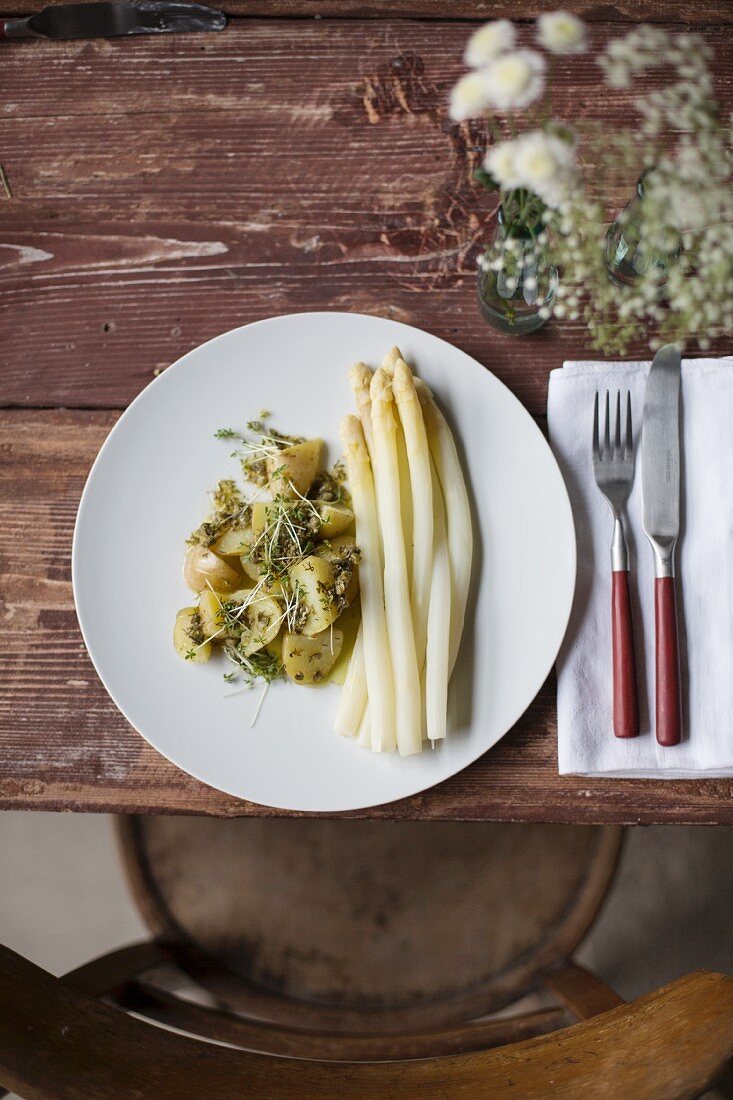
<box><xmin>2</xmin><ymin>1</ymin><xmax>226</xmax><ymax>41</ymax></box>
<box><xmin>641</xmin><ymin>343</ymin><xmax>681</xmax><ymax>574</ymax></box>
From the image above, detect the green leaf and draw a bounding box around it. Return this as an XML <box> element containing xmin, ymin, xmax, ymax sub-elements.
<box><xmin>473</xmin><ymin>167</ymin><xmax>499</xmax><ymax>191</ymax></box>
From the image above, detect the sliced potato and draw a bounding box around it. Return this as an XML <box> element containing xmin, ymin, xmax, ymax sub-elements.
<box><xmin>173</xmin><ymin>607</ymin><xmax>211</xmax><ymax>663</ymax></box>
<box><xmin>265</xmin><ymin>630</ymin><xmax>284</xmax><ymax>663</ymax></box>
<box><xmin>283</xmin><ymin>627</ymin><xmax>343</xmax><ymax>684</ymax></box>
<box><xmin>184</xmin><ymin>545</ymin><xmax>240</xmax><ymax>594</ymax></box>
<box><xmin>198</xmin><ymin>588</ymin><xmax>225</xmax><ymax>640</ymax></box>
<box><xmin>212</xmin><ymin>524</ymin><xmax>252</xmax><ymax>557</ymax></box>
<box><xmin>250</xmin><ymin>501</ymin><xmax>271</xmax><ymax>539</ymax></box>
<box><xmin>262</xmin><ymin>576</ymin><xmax>283</xmax><ymax>597</ymax></box>
<box><xmin>224</xmin><ymin>591</ymin><xmax>283</xmax><ymax>656</ymax></box>
<box><xmin>267</xmin><ymin>439</ymin><xmax>322</xmax><ymax>498</ymax></box>
<box><xmin>240</xmin><ymin>554</ymin><xmax>264</xmax><ymax>583</ymax></box>
<box><xmin>315</xmin><ymin>535</ymin><xmax>360</xmax><ymax>608</ymax></box>
<box><xmin>252</xmin><ymin>497</ymin><xmax>351</xmax><ymax>543</ymax></box>
<box><xmin>316</xmin><ymin>501</ymin><xmax>354</xmax><ymax>539</ymax></box>
<box><xmin>287</xmin><ymin>555</ymin><xmax>339</xmax><ymax>636</ymax></box>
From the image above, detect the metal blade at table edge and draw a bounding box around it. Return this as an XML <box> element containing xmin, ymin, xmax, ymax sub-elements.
<box><xmin>641</xmin><ymin>343</ymin><xmax>681</xmax><ymax>576</ymax></box>
<box><xmin>12</xmin><ymin>1</ymin><xmax>226</xmax><ymax>40</ymax></box>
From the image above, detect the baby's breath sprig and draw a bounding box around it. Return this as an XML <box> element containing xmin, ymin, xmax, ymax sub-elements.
<box><xmin>451</xmin><ymin>15</ymin><xmax>732</xmax><ymax>353</ymax></box>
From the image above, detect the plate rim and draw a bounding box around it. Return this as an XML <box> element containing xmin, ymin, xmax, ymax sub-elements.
<box><xmin>72</xmin><ymin>311</ymin><xmax>576</xmax><ymax>811</ymax></box>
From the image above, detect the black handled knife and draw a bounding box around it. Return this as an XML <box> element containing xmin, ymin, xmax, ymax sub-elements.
<box><xmin>1</xmin><ymin>1</ymin><xmax>226</xmax><ymax>40</ymax></box>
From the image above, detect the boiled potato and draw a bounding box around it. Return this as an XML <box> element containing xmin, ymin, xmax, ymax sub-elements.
<box><xmin>283</xmin><ymin>627</ymin><xmax>343</xmax><ymax>684</ymax></box>
<box><xmin>250</xmin><ymin>501</ymin><xmax>271</xmax><ymax>539</ymax></box>
<box><xmin>265</xmin><ymin>630</ymin><xmax>284</xmax><ymax>662</ymax></box>
<box><xmin>224</xmin><ymin>591</ymin><xmax>283</xmax><ymax>656</ymax></box>
<box><xmin>315</xmin><ymin>535</ymin><xmax>360</xmax><ymax>608</ymax></box>
<box><xmin>287</xmin><ymin>555</ymin><xmax>339</xmax><ymax>636</ymax></box>
<box><xmin>212</xmin><ymin>524</ymin><xmax>252</xmax><ymax>557</ymax></box>
<box><xmin>240</xmin><ymin>554</ymin><xmax>264</xmax><ymax>583</ymax></box>
<box><xmin>198</xmin><ymin>588</ymin><xmax>225</xmax><ymax>639</ymax></box>
<box><xmin>316</xmin><ymin>501</ymin><xmax>354</xmax><ymax>539</ymax></box>
<box><xmin>262</xmin><ymin>576</ymin><xmax>284</xmax><ymax>597</ymax></box>
<box><xmin>266</xmin><ymin>439</ymin><xmax>322</xmax><ymax>498</ymax></box>
<box><xmin>173</xmin><ymin>606</ymin><xmax>211</xmax><ymax>663</ymax></box>
<box><xmin>184</xmin><ymin>545</ymin><xmax>240</xmax><ymax>594</ymax></box>
<box><xmin>252</xmin><ymin>497</ymin><xmax>352</xmax><ymax>542</ymax></box>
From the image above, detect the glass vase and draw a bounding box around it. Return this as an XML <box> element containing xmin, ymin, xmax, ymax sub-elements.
<box><xmin>604</xmin><ymin>175</ymin><xmax>681</xmax><ymax>287</ymax></box>
<box><xmin>477</xmin><ymin>202</ymin><xmax>557</xmax><ymax>336</ymax></box>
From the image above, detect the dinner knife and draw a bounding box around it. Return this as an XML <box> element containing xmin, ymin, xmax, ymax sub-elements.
<box><xmin>1</xmin><ymin>1</ymin><xmax>226</xmax><ymax>40</ymax></box>
<box><xmin>641</xmin><ymin>343</ymin><xmax>683</xmax><ymax>746</ymax></box>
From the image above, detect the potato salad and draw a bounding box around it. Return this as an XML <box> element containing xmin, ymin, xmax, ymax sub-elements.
<box><xmin>173</xmin><ymin>417</ymin><xmax>361</xmax><ymax>698</ymax></box>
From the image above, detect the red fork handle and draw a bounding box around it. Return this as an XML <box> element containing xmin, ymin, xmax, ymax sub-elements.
<box><xmin>655</xmin><ymin>576</ymin><xmax>682</xmax><ymax>746</ymax></box>
<box><xmin>612</xmin><ymin>570</ymin><xmax>639</xmax><ymax>739</ymax></box>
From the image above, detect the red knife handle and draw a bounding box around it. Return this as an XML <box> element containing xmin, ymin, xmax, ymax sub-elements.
<box><xmin>655</xmin><ymin>576</ymin><xmax>682</xmax><ymax>746</ymax></box>
<box><xmin>612</xmin><ymin>570</ymin><xmax>639</xmax><ymax>739</ymax></box>
<box><xmin>0</xmin><ymin>23</ymin><xmax>6</xmax><ymax>39</ymax></box>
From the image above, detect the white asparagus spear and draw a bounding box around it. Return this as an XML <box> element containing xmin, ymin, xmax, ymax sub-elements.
<box><xmin>369</xmin><ymin>370</ymin><xmax>422</xmax><ymax>756</ymax></box>
<box><xmin>342</xmin><ymin>362</ymin><xmax>379</xmax><ymax>729</ymax></box>
<box><xmin>382</xmin><ymin>346</ymin><xmax>403</xmax><ymax>375</ymax></box>
<box><xmin>426</xmin><ymin>454</ymin><xmax>451</xmax><ymax>742</ymax></box>
<box><xmin>340</xmin><ymin>414</ymin><xmax>396</xmax><ymax>753</ymax></box>
<box><xmin>349</xmin><ymin>362</ymin><xmax>376</xmax><ymax>458</ymax></box>
<box><xmin>414</xmin><ymin>379</ymin><xmax>473</xmax><ymax>674</ymax></box>
<box><xmin>334</xmin><ymin>622</ymin><xmax>367</xmax><ymax>738</ymax></box>
<box><xmin>392</xmin><ymin>359</ymin><xmax>433</xmax><ymax>671</ymax></box>
<box><xmin>356</xmin><ymin>706</ymin><xmax>371</xmax><ymax>749</ymax></box>
<box><xmin>379</xmin><ymin>350</ymin><xmax>414</xmax><ymax>583</ymax></box>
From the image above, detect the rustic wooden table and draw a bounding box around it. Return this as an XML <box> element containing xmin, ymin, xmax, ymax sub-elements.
<box><xmin>1</xmin><ymin>0</ymin><xmax>731</xmax><ymax>823</ymax></box>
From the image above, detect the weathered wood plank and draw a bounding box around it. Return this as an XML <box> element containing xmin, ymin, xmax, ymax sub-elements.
<box><xmin>1</xmin><ymin>0</ymin><xmax>729</xmax><ymax>24</ymax></box>
<box><xmin>1</xmin><ymin>22</ymin><xmax>730</xmax><ymax>413</ymax></box>
<box><xmin>1</xmin><ymin>408</ymin><xmax>731</xmax><ymax>823</ymax></box>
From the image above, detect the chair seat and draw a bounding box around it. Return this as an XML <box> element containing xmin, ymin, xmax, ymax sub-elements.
<box><xmin>119</xmin><ymin>818</ymin><xmax>621</xmax><ymax>1031</ymax></box>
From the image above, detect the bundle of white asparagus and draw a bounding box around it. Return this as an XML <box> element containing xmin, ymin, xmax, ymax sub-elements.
<box><xmin>336</xmin><ymin>349</ymin><xmax>473</xmax><ymax>755</ymax></box>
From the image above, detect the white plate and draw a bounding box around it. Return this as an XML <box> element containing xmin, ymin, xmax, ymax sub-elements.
<box><xmin>73</xmin><ymin>313</ymin><xmax>575</xmax><ymax>812</ymax></box>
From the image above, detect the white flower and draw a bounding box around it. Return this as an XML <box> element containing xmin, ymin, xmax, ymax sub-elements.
<box><xmin>512</xmin><ymin>130</ymin><xmax>577</xmax><ymax>207</ymax></box>
<box><xmin>484</xmin><ymin>140</ymin><xmax>523</xmax><ymax>189</ymax></box>
<box><xmin>519</xmin><ymin>132</ymin><xmax>575</xmax><ymax>179</ymax></box>
<box><xmin>449</xmin><ymin>71</ymin><xmax>492</xmax><ymax>120</ymax></box>
<box><xmin>464</xmin><ymin>20</ymin><xmax>516</xmax><ymax>67</ymax></box>
<box><xmin>537</xmin><ymin>11</ymin><xmax>587</xmax><ymax>55</ymax></box>
<box><xmin>482</xmin><ymin>50</ymin><xmax>545</xmax><ymax>109</ymax></box>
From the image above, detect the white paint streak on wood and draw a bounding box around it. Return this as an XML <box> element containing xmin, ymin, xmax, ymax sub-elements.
<box><xmin>0</xmin><ymin>244</ymin><xmax>54</xmax><ymax>268</ymax></box>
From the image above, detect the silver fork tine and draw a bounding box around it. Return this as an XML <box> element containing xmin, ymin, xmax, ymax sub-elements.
<box><xmin>593</xmin><ymin>391</ymin><xmax>600</xmax><ymax>462</ymax></box>
<box><xmin>604</xmin><ymin>390</ymin><xmax>611</xmax><ymax>459</ymax></box>
<box><xmin>625</xmin><ymin>390</ymin><xmax>633</xmax><ymax>459</ymax></box>
<box><xmin>614</xmin><ymin>390</ymin><xmax>622</xmax><ymax>459</ymax></box>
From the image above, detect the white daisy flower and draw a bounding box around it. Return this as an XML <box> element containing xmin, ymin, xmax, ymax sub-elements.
<box><xmin>537</xmin><ymin>11</ymin><xmax>587</xmax><ymax>55</ymax></box>
<box><xmin>484</xmin><ymin>140</ymin><xmax>523</xmax><ymax>190</ymax></box>
<box><xmin>464</xmin><ymin>20</ymin><xmax>516</xmax><ymax>67</ymax></box>
<box><xmin>448</xmin><ymin>71</ymin><xmax>493</xmax><ymax>121</ymax></box>
<box><xmin>482</xmin><ymin>49</ymin><xmax>546</xmax><ymax>110</ymax></box>
<box><xmin>512</xmin><ymin>130</ymin><xmax>577</xmax><ymax>208</ymax></box>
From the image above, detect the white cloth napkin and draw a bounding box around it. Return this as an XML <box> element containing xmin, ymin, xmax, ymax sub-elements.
<box><xmin>547</xmin><ymin>357</ymin><xmax>733</xmax><ymax>777</ymax></box>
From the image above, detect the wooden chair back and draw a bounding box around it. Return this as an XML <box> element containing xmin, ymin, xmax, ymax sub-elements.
<box><xmin>0</xmin><ymin>944</ymin><xmax>731</xmax><ymax>1100</ymax></box>
<box><xmin>117</xmin><ymin>817</ymin><xmax>623</xmax><ymax>1032</ymax></box>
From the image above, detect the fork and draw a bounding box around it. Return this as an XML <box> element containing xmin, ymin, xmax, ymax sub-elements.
<box><xmin>592</xmin><ymin>390</ymin><xmax>639</xmax><ymax>739</ymax></box>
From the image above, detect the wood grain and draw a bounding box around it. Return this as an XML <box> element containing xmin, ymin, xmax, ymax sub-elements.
<box><xmin>1</xmin><ymin>21</ymin><xmax>731</xmax><ymax>415</ymax></box>
<box><xmin>1</xmin><ymin>408</ymin><xmax>732</xmax><ymax>822</ymax></box>
<box><xmin>1</xmin><ymin>0</ymin><xmax>729</xmax><ymax>24</ymax></box>
<box><xmin>1</xmin><ymin>16</ymin><xmax>731</xmax><ymax>821</ymax></box>
<box><xmin>1</xmin><ymin>946</ymin><xmax>732</xmax><ymax>1100</ymax></box>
